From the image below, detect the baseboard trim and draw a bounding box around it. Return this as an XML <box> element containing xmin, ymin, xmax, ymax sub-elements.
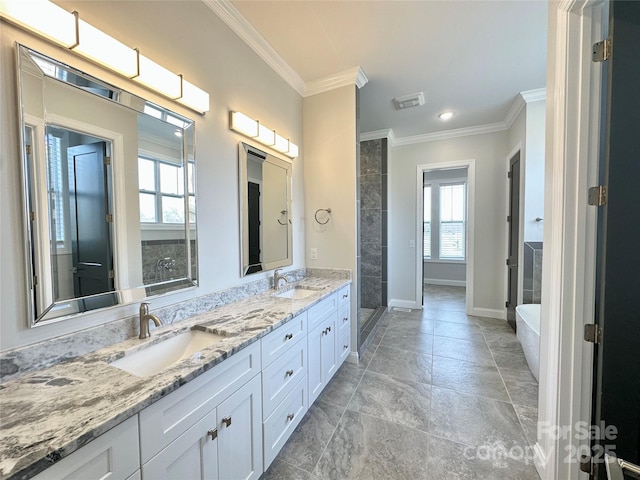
<box><xmin>347</xmin><ymin>352</ymin><xmax>359</xmax><ymax>364</ymax></box>
<box><xmin>470</xmin><ymin>307</ymin><xmax>506</xmax><ymax>320</ymax></box>
<box><xmin>388</xmin><ymin>299</ymin><xmax>422</xmax><ymax>310</ymax></box>
<box><xmin>423</xmin><ymin>279</ymin><xmax>467</xmax><ymax>287</ymax></box>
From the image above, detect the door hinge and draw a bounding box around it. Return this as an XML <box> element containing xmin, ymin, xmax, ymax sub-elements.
<box><xmin>593</xmin><ymin>37</ymin><xmax>612</xmax><ymax>62</ymax></box>
<box><xmin>108</xmin><ymin>269</ymin><xmax>114</xmax><ymax>279</ymax></box>
<box><xmin>29</xmin><ymin>211</ymin><xmax>35</xmax><ymax>221</ymax></box>
<box><xmin>104</xmin><ymin>156</ymin><xmax>111</xmax><ymax>165</ymax></box>
<box><xmin>507</xmin><ymin>215</ymin><xmax>511</xmax><ymax>223</ymax></box>
<box><xmin>584</xmin><ymin>323</ymin><xmax>602</xmax><ymax>344</ymax></box>
<box><xmin>26</xmin><ymin>144</ymin><xmax>32</xmax><ymax>156</ymax></box>
<box><xmin>505</xmin><ymin>301</ymin><xmax>510</xmax><ymax>308</ymax></box>
<box><xmin>106</xmin><ymin>213</ymin><xmax>113</xmax><ymax>223</ymax></box>
<box><xmin>33</xmin><ymin>275</ymin><xmax>38</xmax><ymax>286</ymax></box>
<box><xmin>507</xmin><ymin>171</ymin><xmax>512</xmax><ymax>179</ymax></box>
<box><xmin>588</xmin><ymin>186</ymin><xmax>607</xmax><ymax>206</ymax></box>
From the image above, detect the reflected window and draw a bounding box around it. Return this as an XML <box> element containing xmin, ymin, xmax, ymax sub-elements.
<box><xmin>138</xmin><ymin>157</ymin><xmax>194</xmax><ymax>224</ymax></box>
<box><xmin>46</xmin><ymin>132</ymin><xmax>68</xmax><ymax>249</ymax></box>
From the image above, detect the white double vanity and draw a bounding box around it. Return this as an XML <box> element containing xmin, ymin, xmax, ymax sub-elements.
<box><xmin>1</xmin><ymin>279</ymin><xmax>351</xmax><ymax>480</ymax></box>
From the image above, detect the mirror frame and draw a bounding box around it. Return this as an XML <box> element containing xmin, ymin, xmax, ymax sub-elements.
<box><xmin>16</xmin><ymin>44</ymin><xmax>199</xmax><ymax>327</ymax></box>
<box><xmin>238</xmin><ymin>142</ymin><xmax>293</xmax><ymax>276</ymax></box>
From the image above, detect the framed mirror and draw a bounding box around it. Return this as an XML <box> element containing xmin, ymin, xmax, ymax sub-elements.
<box><xmin>238</xmin><ymin>142</ymin><xmax>292</xmax><ymax>276</ymax></box>
<box><xmin>17</xmin><ymin>44</ymin><xmax>198</xmax><ymax>326</ymax></box>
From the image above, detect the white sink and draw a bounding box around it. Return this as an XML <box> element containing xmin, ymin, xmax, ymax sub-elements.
<box><xmin>275</xmin><ymin>287</ymin><xmax>320</xmax><ymax>300</ymax></box>
<box><xmin>110</xmin><ymin>330</ymin><xmax>225</xmax><ymax>377</ymax></box>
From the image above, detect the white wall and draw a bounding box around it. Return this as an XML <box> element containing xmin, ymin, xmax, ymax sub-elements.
<box><xmin>389</xmin><ymin>131</ymin><xmax>508</xmax><ymax>312</ymax></box>
<box><xmin>303</xmin><ymin>85</ymin><xmax>358</xmax><ymax>352</ymax></box>
<box><xmin>523</xmin><ymin>100</ymin><xmax>546</xmax><ymax>242</ymax></box>
<box><xmin>0</xmin><ymin>0</ymin><xmax>304</xmax><ymax>351</ymax></box>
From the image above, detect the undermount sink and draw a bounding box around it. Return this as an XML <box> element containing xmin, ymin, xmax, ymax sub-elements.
<box><xmin>109</xmin><ymin>329</ymin><xmax>225</xmax><ymax>377</ymax></box>
<box><xmin>274</xmin><ymin>287</ymin><xmax>321</xmax><ymax>300</ymax></box>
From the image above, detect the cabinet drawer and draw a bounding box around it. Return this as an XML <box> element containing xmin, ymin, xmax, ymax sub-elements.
<box><xmin>307</xmin><ymin>293</ymin><xmax>337</xmax><ymax>331</ymax></box>
<box><xmin>338</xmin><ymin>302</ymin><xmax>350</xmax><ymax>332</ymax></box>
<box><xmin>261</xmin><ymin>311</ymin><xmax>307</xmax><ymax>367</ymax></box>
<box><xmin>338</xmin><ymin>325</ymin><xmax>351</xmax><ymax>366</ymax></box>
<box><xmin>263</xmin><ymin>376</ymin><xmax>307</xmax><ymax>469</ymax></box>
<box><xmin>139</xmin><ymin>341</ymin><xmax>261</xmax><ymax>463</ymax></box>
<box><xmin>262</xmin><ymin>337</ymin><xmax>307</xmax><ymax>417</ymax></box>
<box><xmin>32</xmin><ymin>416</ymin><xmax>139</xmax><ymax>480</ymax></box>
<box><xmin>338</xmin><ymin>285</ymin><xmax>350</xmax><ymax>305</ymax></box>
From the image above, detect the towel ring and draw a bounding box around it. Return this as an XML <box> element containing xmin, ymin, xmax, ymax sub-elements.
<box><xmin>278</xmin><ymin>210</ymin><xmax>288</xmax><ymax>225</ymax></box>
<box><xmin>315</xmin><ymin>208</ymin><xmax>332</xmax><ymax>225</ymax></box>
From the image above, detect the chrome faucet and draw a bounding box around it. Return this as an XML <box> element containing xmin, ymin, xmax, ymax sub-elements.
<box><xmin>139</xmin><ymin>302</ymin><xmax>162</xmax><ymax>339</ymax></box>
<box><xmin>273</xmin><ymin>269</ymin><xmax>289</xmax><ymax>289</ymax></box>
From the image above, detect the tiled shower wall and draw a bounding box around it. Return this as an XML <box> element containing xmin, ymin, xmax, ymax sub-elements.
<box><xmin>523</xmin><ymin>241</ymin><xmax>543</xmax><ymax>304</ymax></box>
<box><xmin>359</xmin><ymin>139</ymin><xmax>388</xmax><ymax>309</ymax></box>
<box><xmin>141</xmin><ymin>239</ymin><xmax>197</xmax><ymax>285</ymax></box>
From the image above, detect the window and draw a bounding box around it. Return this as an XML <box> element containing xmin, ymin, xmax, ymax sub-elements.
<box><xmin>46</xmin><ymin>133</ymin><xmax>66</xmax><ymax>247</ymax></box>
<box><xmin>138</xmin><ymin>157</ymin><xmax>195</xmax><ymax>225</ymax></box>
<box><xmin>423</xmin><ymin>180</ymin><xmax>466</xmax><ymax>261</ymax></box>
<box><xmin>423</xmin><ymin>186</ymin><xmax>431</xmax><ymax>258</ymax></box>
<box><xmin>439</xmin><ymin>183</ymin><xmax>465</xmax><ymax>259</ymax></box>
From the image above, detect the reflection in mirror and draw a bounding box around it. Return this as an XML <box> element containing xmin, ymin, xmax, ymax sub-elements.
<box><xmin>17</xmin><ymin>45</ymin><xmax>198</xmax><ymax>326</ymax></box>
<box><xmin>239</xmin><ymin>142</ymin><xmax>292</xmax><ymax>276</ymax></box>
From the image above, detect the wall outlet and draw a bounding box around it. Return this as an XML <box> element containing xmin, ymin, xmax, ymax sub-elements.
<box><xmin>310</xmin><ymin>247</ymin><xmax>318</xmax><ymax>260</ymax></box>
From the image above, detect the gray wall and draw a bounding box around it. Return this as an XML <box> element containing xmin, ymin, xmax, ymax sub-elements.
<box><xmin>359</xmin><ymin>138</ymin><xmax>388</xmax><ymax>308</ymax></box>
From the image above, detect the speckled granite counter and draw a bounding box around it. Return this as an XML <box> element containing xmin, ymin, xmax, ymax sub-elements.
<box><xmin>0</xmin><ymin>275</ymin><xmax>350</xmax><ymax>480</ymax></box>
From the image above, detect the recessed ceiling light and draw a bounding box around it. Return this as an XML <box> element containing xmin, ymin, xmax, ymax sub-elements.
<box><xmin>439</xmin><ymin>111</ymin><xmax>454</xmax><ymax>121</ymax></box>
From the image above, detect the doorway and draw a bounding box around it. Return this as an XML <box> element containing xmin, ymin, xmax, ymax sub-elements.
<box><xmin>506</xmin><ymin>151</ymin><xmax>521</xmax><ymax>330</ymax></box>
<box><xmin>415</xmin><ymin>160</ymin><xmax>476</xmax><ymax>315</ymax></box>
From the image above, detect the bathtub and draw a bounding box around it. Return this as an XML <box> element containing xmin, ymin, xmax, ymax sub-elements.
<box><xmin>516</xmin><ymin>304</ymin><xmax>540</xmax><ymax>382</ymax></box>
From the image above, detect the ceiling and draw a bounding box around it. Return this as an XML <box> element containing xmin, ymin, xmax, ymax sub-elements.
<box><xmin>226</xmin><ymin>0</ymin><xmax>548</xmax><ymax>141</ymax></box>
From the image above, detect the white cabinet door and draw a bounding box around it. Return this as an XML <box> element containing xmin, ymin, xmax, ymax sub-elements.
<box><xmin>32</xmin><ymin>416</ymin><xmax>139</xmax><ymax>480</ymax></box>
<box><xmin>217</xmin><ymin>375</ymin><xmax>263</xmax><ymax>480</ymax></box>
<box><xmin>142</xmin><ymin>409</ymin><xmax>218</xmax><ymax>480</ymax></box>
<box><xmin>308</xmin><ymin>317</ymin><xmax>337</xmax><ymax>405</ymax></box>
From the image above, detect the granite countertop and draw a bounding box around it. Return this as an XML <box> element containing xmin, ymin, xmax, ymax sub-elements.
<box><xmin>0</xmin><ymin>276</ymin><xmax>350</xmax><ymax>480</ymax></box>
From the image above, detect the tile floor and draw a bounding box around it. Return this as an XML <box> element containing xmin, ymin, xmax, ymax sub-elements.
<box><xmin>261</xmin><ymin>286</ymin><xmax>540</xmax><ymax>480</ymax></box>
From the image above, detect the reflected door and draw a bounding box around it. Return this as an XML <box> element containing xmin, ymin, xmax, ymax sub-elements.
<box><xmin>67</xmin><ymin>141</ymin><xmax>115</xmax><ymax>306</ymax></box>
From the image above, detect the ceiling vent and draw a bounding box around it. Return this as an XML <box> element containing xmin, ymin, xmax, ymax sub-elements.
<box><xmin>393</xmin><ymin>92</ymin><xmax>425</xmax><ymax>110</ymax></box>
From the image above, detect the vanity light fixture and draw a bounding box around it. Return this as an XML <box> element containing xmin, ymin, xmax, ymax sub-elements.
<box><xmin>439</xmin><ymin>111</ymin><xmax>454</xmax><ymax>121</ymax></box>
<box><xmin>230</xmin><ymin>111</ymin><xmax>299</xmax><ymax>158</ymax></box>
<box><xmin>0</xmin><ymin>0</ymin><xmax>210</xmax><ymax>114</ymax></box>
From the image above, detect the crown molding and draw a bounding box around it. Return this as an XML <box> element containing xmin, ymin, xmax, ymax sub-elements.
<box><xmin>304</xmin><ymin>66</ymin><xmax>369</xmax><ymax>97</ymax></box>
<box><xmin>393</xmin><ymin>122</ymin><xmax>508</xmax><ymax>146</ymax></box>
<box><xmin>503</xmin><ymin>94</ymin><xmax>527</xmax><ymax>130</ymax></box>
<box><xmin>202</xmin><ymin>0</ymin><xmax>306</xmax><ymax>96</ymax></box>
<box><xmin>521</xmin><ymin>87</ymin><xmax>547</xmax><ymax>103</ymax></box>
<box><xmin>360</xmin><ymin>129</ymin><xmax>397</xmax><ymax>146</ymax></box>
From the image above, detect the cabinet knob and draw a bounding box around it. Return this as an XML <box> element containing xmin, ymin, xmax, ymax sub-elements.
<box><xmin>207</xmin><ymin>429</ymin><xmax>218</xmax><ymax>440</ymax></box>
<box><xmin>342</xmin><ymin>293</ymin><xmax>348</xmax><ymax>299</ymax></box>
<box><xmin>343</xmin><ymin>317</ymin><xmax>348</xmax><ymax>322</ymax></box>
<box><xmin>285</xmin><ymin>333</ymin><xmax>293</xmax><ymax>340</ymax></box>
<box><xmin>287</xmin><ymin>413</ymin><xmax>295</xmax><ymax>421</ymax></box>
<box><xmin>344</xmin><ymin>345</ymin><xmax>349</xmax><ymax>350</ymax></box>
<box><xmin>222</xmin><ymin>416</ymin><xmax>232</xmax><ymax>427</ymax></box>
<box><xmin>285</xmin><ymin>369</ymin><xmax>294</xmax><ymax>377</ymax></box>
<box><xmin>326</xmin><ymin>326</ymin><xmax>331</xmax><ymax>333</ymax></box>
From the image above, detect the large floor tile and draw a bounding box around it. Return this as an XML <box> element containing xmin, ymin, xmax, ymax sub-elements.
<box><xmin>276</xmin><ymin>399</ymin><xmax>344</xmax><ymax>472</ymax></box>
<box><xmin>427</xmin><ymin>435</ymin><xmax>540</xmax><ymax>479</ymax></box>
<box><xmin>434</xmin><ymin>309</ymin><xmax>481</xmax><ymax>325</ymax></box>
<box><xmin>433</xmin><ymin>321</ymin><xmax>485</xmax><ymax>342</ymax></box>
<box><xmin>379</xmin><ymin>328</ymin><xmax>433</xmax><ymax>355</ymax></box>
<box><xmin>432</xmin><ymin>356</ymin><xmax>510</xmax><ymax>402</ymax></box>
<box><xmin>317</xmin><ymin>362</ymin><xmax>365</xmax><ymax>407</ymax></box>
<box><xmin>347</xmin><ymin>370</ymin><xmax>431</xmax><ymax>432</ymax></box>
<box><xmin>262</xmin><ymin>459</ymin><xmax>312</xmax><ymax>480</ymax></box>
<box><xmin>313</xmin><ymin>410</ymin><xmax>430</xmax><ymax>479</ymax></box>
<box><xmin>514</xmin><ymin>404</ymin><xmax>539</xmax><ymax>448</ymax></box>
<box><xmin>430</xmin><ymin>386</ymin><xmax>530</xmax><ymax>450</ymax></box>
<box><xmin>367</xmin><ymin>345</ymin><xmax>432</xmax><ymax>385</ymax></box>
<box><xmin>385</xmin><ymin>317</ymin><xmax>435</xmax><ymax>335</ymax></box>
<box><xmin>504</xmin><ymin>378</ymin><xmax>539</xmax><ymax>408</ymax></box>
<box><xmin>433</xmin><ymin>336</ymin><xmax>495</xmax><ymax>367</ymax></box>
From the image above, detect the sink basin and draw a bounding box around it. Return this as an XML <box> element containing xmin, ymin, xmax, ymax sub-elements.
<box><xmin>109</xmin><ymin>330</ymin><xmax>225</xmax><ymax>377</ymax></box>
<box><xmin>275</xmin><ymin>287</ymin><xmax>320</xmax><ymax>300</ymax></box>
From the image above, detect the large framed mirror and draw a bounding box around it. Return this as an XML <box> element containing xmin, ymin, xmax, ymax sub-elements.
<box><xmin>238</xmin><ymin>142</ymin><xmax>292</xmax><ymax>276</ymax></box>
<box><xmin>17</xmin><ymin>44</ymin><xmax>198</xmax><ymax>326</ymax></box>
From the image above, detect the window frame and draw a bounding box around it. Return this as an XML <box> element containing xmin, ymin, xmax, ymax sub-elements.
<box><xmin>423</xmin><ymin>178</ymin><xmax>467</xmax><ymax>263</ymax></box>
